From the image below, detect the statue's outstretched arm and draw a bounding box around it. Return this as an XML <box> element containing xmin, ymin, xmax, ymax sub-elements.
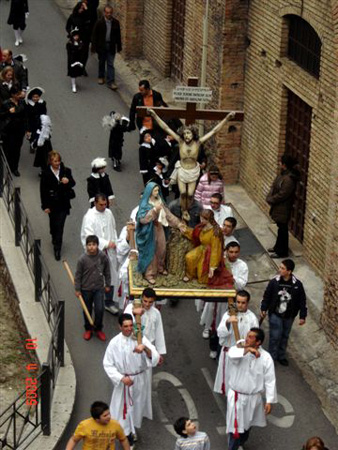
<box><xmin>200</xmin><ymin>111</ymin><xmax>236</xmax><ymax>144</ymax></box>
<box><xmin>147</xmin><ymin>108</ymin><xmax>180</xmax><ymax>141</ymax></box>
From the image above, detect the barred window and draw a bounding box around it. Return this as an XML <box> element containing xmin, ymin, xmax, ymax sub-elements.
<box><xmin>287</xmin><ymin>15</ymin><xmax>321</xmax><ymax>78</ymax></box>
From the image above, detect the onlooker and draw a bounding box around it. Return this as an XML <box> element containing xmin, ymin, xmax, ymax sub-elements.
<box><xmin>266</xmin><ymin>153</ymin><xmax>299</xmax><ymax>258</ymax></box>
<box><xmin>173</xmin><ymin>417</ymin><xmax>210</xmax><ymax>450</ymax></box>
<box><xmin>1</xmin><ymin>49</ymin><xmax>28</xmax><ymax>91</ymax></box>
<box><xmin>7</xmin><ymin>0</ymin><xmax>29</xmax><ymax>47</ymax></box>
<box><xmin>207</xmin><ymin>192</ymin><xmax>233</xmax><ymax>227</ymax></box>
<box><xmin>74</xmin><ymin>235</ymin><xmax>111</xmax><ymax>341</ymax></box>
<box><xmin>66</xmin><ymin>28</ymin><xmax>86</xmax><ymax>93</ymax></box>
<box><xmin>66</xmin><ymin>1</ymin><xmax>91</xmax><ymax>74</ymax></box>
<box><xmin>40</xmin><ymin>151</ymin><xmax>76</xmax><ymax>260</ymax></box>
<box><xmin>260</xmin><ymin>258</ymin><xmax>307</xmax><ymax>366</ymax></box>
<box><xmin>194</xmin><ymin>165</ymin><xmax>224</xmax><ymax>207</ymax></box>
<box><xmin>87</xmin><ymin>157</ymin><xmax>115</xmax><ymax>207</ymax></box>
<box><xmin>65</xmin><ymin>401</ymin><xmax>129</xmax><ymax>449</ymax></box>
<box><xmin>0</xmin><ymin>85</ymin><xmax>26</xmax><ymax>176</ymax></box>
<box><xmin>91</xmin><ymin>4</ymin><xmax>121</xmax><ymax>90</ymax></box>
<box><xmin>129</xmin><ymin>79</ymin><xmax>167</xmax><ymax>132</ymax></box>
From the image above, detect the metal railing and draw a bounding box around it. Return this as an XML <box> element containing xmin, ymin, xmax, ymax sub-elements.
<box><xmin>0</xmin><ymin>147</ymin><xmax>65</xmax><ymax>449</ymax></box>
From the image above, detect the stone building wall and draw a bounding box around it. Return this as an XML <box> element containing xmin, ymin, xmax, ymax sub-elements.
<box><xmin>321</xmin><ymin>1</ymin><xmax>338</xmax><ymax>349</ymax></box>
<box><xmin>240</xmin><ymin>0</ymin><xmax>337</xmax><ymax>274</ymax></box>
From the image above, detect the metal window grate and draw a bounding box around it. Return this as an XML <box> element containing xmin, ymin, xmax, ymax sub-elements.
<box><xmin>287</xmin><ymin>15</ymin><xmax>321</xmax><ymax>78</ymax></box>
<box><xmin>285</xmin><ymin>89</ymin><xmax>312</xmax><ymax>242</ymax></box>
<box><xmin>171</xmin><ymin>0</ymin><xmax>186</xmax><ymax>81</ymax></box>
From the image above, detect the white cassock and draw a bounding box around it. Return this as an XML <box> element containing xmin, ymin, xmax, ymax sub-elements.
<box><xmin>124</xmin><ymin>303</ymin><xmax>166</xmax><ymax>355</ymax></box>
<box><xmin>226</xmin><ymin>346</ymin><xmax>277</xmax><ymax>434</ymax></box>
<box><xmin>116</xmin><ymin>226</ymin><xmax>135</xmax><ymax>310</ymax></box>
<box><xmin>214</xmin><ymin>310</ymin><xmax>258</xmax><ymax>394</ymax></box>
<box><xmin>205</xmin><ymin>204</ymin><xmax>234</xmax><ymax>226</ymax></box>
<box><xmin>200</xmin><ymin>258</ymin><xmax>249</xmax><ymax>330</ymax></box>
<box><xmin>103</xmin><ymin>333</ymin><xmax>160</xmax><ymax>435</ymax></box>
<box><xmin>81</xmin><ymin>208</ymin><xmax>118</xmax><ymax>302</ymax></box>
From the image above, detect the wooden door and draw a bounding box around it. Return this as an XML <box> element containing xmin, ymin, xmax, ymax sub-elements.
<box><xmin>285</xmin><ymin>89</ymin><xmax>312</xmax><ymax>242</ymax></box>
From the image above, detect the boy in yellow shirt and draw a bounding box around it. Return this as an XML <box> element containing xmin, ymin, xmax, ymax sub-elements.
<box><xmin>66</xmin><ymin>401</ymin><xmax>129</xmax><ymax>450</ymax></box>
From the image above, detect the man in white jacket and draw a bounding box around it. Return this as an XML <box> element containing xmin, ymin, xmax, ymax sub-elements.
<box><xmin>81</xmin><ymin>194</ymin><xmax>119</xmax><ymax>314</ymax></box>
<box><xmin>103</xmin><ymin>313</ymin><xmax>160</xmax><ymax>447</ymax></box>
<box><xmin>214</xmin><ymin>290</ymin><xmax>258</xmax><ymax>394</ymax></box>
<box><xmin>226</xmin><ymin>328</ymin><xmax>277</xmax><ymax>450</ymax></box>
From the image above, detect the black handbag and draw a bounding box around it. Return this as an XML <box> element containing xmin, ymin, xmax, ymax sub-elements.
<box><xmin>66</xmin><ymin>188</ymin><xmax>76</xmax><ymax>200</ymax></box>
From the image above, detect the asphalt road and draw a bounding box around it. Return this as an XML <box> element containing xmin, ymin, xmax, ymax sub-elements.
<box><xmin>1</xmin><ymin>1</ymin><xmax>337</xmax><ymax>449</ymax></box>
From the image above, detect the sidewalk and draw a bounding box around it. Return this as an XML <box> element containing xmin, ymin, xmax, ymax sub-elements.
<box><xmin>0</xmin><ymin>201</ymin><xmax>76</xmax><ymax>450</ymax></box>
<box><xmin>56</xmin><ymin>0</ymin><xmax>338</xmax><ymax>433</ymax></box>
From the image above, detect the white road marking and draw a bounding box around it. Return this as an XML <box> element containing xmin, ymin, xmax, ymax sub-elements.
<box><xmin>201</xmin><ymin>367</ymin><xmax>227</xmax><ymax>435</ymax></box>
<box><xmin>267</xmin><ymin>394</ymin><xmax>295</xmax><ymax>428</ymax></box>
<box><xmin>153</xmin><ymin>371</ymin><xmax>199</xmax><ymax>437</ymax></box>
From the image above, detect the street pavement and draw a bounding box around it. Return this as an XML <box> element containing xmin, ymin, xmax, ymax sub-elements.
<box><xmin>1</xmin><ymin>1</ymin><xmax>337</xmax><ymax>449</ymax></box>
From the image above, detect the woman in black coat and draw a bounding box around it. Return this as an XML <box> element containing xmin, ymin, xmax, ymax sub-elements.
<box><xmin>66</xmin><ymin>29</ymin><xmax>86</xmax><ymax>93</ymax></box>
<box><xmin>7</xmin><ymin>0</ymin><xmax>29</xmax><ymax>47</ymax></box>
<box><xmin>0</xmin><ymin>85</ymin><xmax>26</xmax><ymax>176</ymax></box>
<box><xmin>40</xmin><ymin>151</ymin><xmax>76</xmax><ymax>261</ymax></box>
<box><xmin>66</xmin><ymin>1</ymin><xmax>91</xmax><ymax>72</ymax></box>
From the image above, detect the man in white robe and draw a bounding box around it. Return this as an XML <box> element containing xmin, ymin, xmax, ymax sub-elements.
<box><xmin>222</xmin><ymin>217</ymin><xmax>239</xmax><ymax>247</ymax></box>
<box><xmin>103</xmin><ymin>313</ymin><xmax>160</xmax><ymax>446</ymax></box>
<box><xmin>81</xmin><ymin>194</ymin><xmax>119</xmax><ymax>314</ymax></box>
<box><xmin>206</xmin><ymin>193</ymin><xmax>233</xmax><ymax>226</ymax></box>
<box><xmin>214</xmin><ymin>290</ymin><xmax>258</xmax><ymax>394</ymax></box>
<box><xmin>124</xmin><ymin>287</ymin><xmax>166</xmax><ymax>360</ymax></box>
<box><xmin>116</xmin><ymin>220</ymin><xmax>138</xmax><ymax>310</ymax></box>
<box><xmin>201</xmin><ymin>241</ymin><xmax>248</xmax><ymax>356</ymax></box>
<box><xmin>226</xmin><ymin>328</ymin><xmax>277</xmax><ymax>450</ymax></box>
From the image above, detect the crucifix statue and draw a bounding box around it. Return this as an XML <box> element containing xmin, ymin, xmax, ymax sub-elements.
<box><xmin>137</xmin><ymin>77</ymin><xmax>244</xmax><ymax>220</ymax></box>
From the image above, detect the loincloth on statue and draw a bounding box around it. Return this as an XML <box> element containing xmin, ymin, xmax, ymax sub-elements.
<box><xmin>170</xmin><ymin>161</ymin><xmax>200</xmax><ymax>185</ymax></box>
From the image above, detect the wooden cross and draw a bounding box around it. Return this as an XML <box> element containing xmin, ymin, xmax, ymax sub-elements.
<box><xmin>136</xmin><ymin>77</ymin><xmax>244</xmax><ymax>125</ymax></box>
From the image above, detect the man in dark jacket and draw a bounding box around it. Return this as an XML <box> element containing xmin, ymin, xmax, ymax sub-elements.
<box><xmin>129</xmin><ymin>79</ymin><xmax>168</xmax><ymax>132</ymax></box>
<box><xmin>91</xmin><ymin>5</ymin><xmax>121</xmax><ymax>90</ymax></box>
<box><xmin>266</xmin><ymin>154</ymin><xmax>298</xmax><ymax>258</ymax></box>
<box><xmin>260</xmin><ymin>259</ymin><xmax>307</xmax><ymax>366</ymax></box>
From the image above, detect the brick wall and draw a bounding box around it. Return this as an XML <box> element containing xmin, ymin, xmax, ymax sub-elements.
<box><xmin>240</xmin><ymin>0</ymin><xmax>337</xmax><ymax>275</ymax></box>
<box><xmin>142</xmin><ymin>0</ymin><xmax>172</xmax><ymax>76</ymax></box>
<box><xmin>182</xmin><ymin>0</ymin><xmax>247</xmax><ymax>184</ymax></box>
<box><xmin>321</xmin><ymin>2</ymin><xmax>338</xmax><ymax>348</ymax></box>
<box><xmin>113</xmin><ymin>0</ymin><xmax>144</xmax><ymax>58</ymax></box>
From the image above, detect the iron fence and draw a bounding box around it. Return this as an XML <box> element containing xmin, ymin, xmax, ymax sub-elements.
<box><xmin>0</xmin><ymin>147</ymin><xmax>65</xmax><ymax>449</ymax></box>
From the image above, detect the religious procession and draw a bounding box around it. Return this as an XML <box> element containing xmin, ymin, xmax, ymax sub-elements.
<box><xmin>0</xmin><ymin>1</ymin><xmax>337</xmax><ymax>450</ymax></box>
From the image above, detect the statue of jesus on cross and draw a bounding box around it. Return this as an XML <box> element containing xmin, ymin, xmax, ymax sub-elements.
<box><xmin>147</xmin><ymin>108</ymin><xmax>235</xmax><ymax>220</ymax></box>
